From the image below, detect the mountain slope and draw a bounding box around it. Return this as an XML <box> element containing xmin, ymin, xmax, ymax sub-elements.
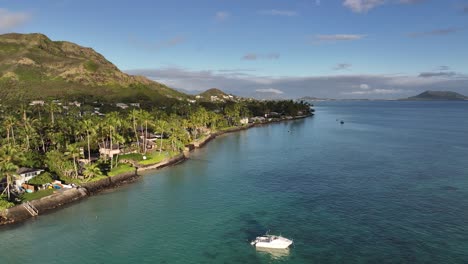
<box><xmin>403</xmin><ymin>91</ymin><xmax>468</xmax><ymax>101</ymax></box>
<box><xmin>198</xmin><ymin>88</ymin><xmax>229</xmax><ymax>97</ymax></box>
<box><xmin>0</xmin><ymin>33</ymin><xmax>187</xmax><ymax>104</ymax></box>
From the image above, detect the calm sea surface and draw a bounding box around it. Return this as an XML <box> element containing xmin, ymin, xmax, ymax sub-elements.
<box><xmin>1</xmin><ymin>101</ymin><xmax>468</xmax><ymax>264</ymax></box>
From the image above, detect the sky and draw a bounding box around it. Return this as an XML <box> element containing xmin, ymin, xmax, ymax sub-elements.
<box><xmin>1</xmin><ymin>0</ymin><xmax>468</xmax><ymax>99</ymax></box>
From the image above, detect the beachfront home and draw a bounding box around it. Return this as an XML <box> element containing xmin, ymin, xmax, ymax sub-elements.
<box><xmin>14</xmin><ymin>168</ymin><xmax>45</xmax><ymax>189</ymax></box>
<box><xmin>29</xmin><ymin>100</ymin><xmax>45</xmax><ymax>106</ymax></box>
<box><xmin>240</xmin><ymin>117</ymin><xmax>249</xmax><ymax>125</ymax></box>
<box><xmin>116</xmin><ymin>103</ymin><xmax>129</xmax><ymax>109</ymax></box>
<box><xmin>99</xmin><ymin>142</ymin><xmax>121</xmax><ymax>158</ymax></box>
<box><xmin>249</xmin><ymin>116</ymin><xmax>266</xmax><ymax>123</ymax></box>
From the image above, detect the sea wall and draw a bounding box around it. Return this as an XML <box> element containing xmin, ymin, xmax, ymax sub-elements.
<box><xmin>1</xmin><ymin>187</ymin><xmax>88</xmax><ymax>225</ymax></box>
<box><xmin>137</xmin><ymin>153</ymin><xmax>187</xmax><ymax>172</ymax></box>
<box><xmin>81</xmin><ymin>170</ymin><xmax>138</xmax><ymax>194</ymax></box>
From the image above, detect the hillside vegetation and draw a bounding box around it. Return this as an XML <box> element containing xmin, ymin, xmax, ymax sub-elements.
<box><xmin>0</xmin><ymin>33</ymin><xmax>187</xmax><ymax>105</ymax></box>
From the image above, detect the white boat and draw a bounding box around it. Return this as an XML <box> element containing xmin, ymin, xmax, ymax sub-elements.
<box><xmin>250</xmin><ymin>233</ymin><xmax>293</xmax><ymax>249</ymax></box>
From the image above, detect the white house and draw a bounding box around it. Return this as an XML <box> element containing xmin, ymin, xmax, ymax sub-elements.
<box><xmin>116</xmin><ymin>103</ymin><xmax>129</xmax><ymax>109</ymax></box>
<box><xmin>99</xmin><ymin>142</ymin><xmax>121</xmax><ymax>158</ymax></box>
<box><xmin>15</xmin><ymin>168</ymin><xmax>45</xmax><ymax>188</ymax></box>
<box><xmin>29</xmin><ymin>100</ymin><xmax>45</xmax><ymax>106</ymax></box>
<box><xmin>240</xmin><ymin>117</ymin><xmax>249</xmax><ymax>125</ymax></box>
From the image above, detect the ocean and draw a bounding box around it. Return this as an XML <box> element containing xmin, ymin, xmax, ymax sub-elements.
<box><xmin>1</xmin><ymin>101</ymin><xmax>468</xmax><ymax>263</ymax></box>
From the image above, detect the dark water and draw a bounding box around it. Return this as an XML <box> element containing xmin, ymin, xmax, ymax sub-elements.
<box><xmin>1</xmin><ymin>101</ymin><xmax>468</xmax><ymax>263</ymax></box>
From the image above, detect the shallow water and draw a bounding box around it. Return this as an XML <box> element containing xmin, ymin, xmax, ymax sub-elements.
<box><xmin>1</xmin><ymin>101</ymin><xmax>468</xmax><ymax>263</ymax></box>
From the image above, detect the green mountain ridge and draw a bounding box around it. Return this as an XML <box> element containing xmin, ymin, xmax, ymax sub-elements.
<box><xmin>0</xmin><ymin>33</ymin><xmax>187</xmax><ymax>104</ymax></box>
<box><xmin>198</xmin><ymin>88</ymin><xmax>230</xmax><ymax>97</ymax></box>
<box><xmin>403</xmin><ymin>90</ymin><xmax>468</xmax><ymax>101</ymax></box>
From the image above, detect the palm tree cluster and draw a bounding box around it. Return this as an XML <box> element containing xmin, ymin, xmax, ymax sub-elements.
<box><xmin>0</xmin><ymin>99</ymin><xmax>312</xmax><ymax>203</ymax></box>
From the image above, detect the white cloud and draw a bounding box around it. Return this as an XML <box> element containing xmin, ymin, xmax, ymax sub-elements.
<box><xmin>0</xmin><ymin>8</ymin><xmax>30</xmax><ymax>31</ymax></box>
<box><xmin>334</xmin><ymin>63</ymin><xmax>352</xmax><ymax>70</ymax></box>
<box><xmin>242</xmin><ymin>53</ymin><xmax>280</xmax><ymax>60</ymax></box>
<box><xmin>408</xmin><ymin>28</ymin><xmax>461</xmax><ymax>37</ymax></box>
<box><xmin>312</xmin><ymin>34</ymin><xmax>366</xmax><ymax>44</ymax></box>
<box><xmin>255</xmin><ymin>88</ymin><xmax>284</xmax><ymax>94</ymax></box>
<box><xmin>344</xmin><ymin>88</ymin><xmax>403</xmax><ymax>95</ymax></box>
<box><xmin>343</xmin><ymin>0</ymin><xmax>386</xmax><ymax>13</ymax></box>
<box><xmin>360</xmin><ymin>84</ymin><xmax>370</xmax><ymax>89</ymax></box>
<box><xmin>126</xmin><ymin>67</ymin><xmax>468</xmax><ymax>99</ymax></box>
<box><xmin>215</xmin><ymin>11</ymin><xmax>230</xmax><ymax>22</ymax></box>
<box><xmin>260</xmin><ymin>9</ymin><xmax>298</xmax><ymax>16</ymax></box>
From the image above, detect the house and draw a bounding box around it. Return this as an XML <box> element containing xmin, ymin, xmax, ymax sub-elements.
<box><xmin>129</xmin><ymin>103</ymin><xmax>140</xmax><ymax>107</ymax></box>
<box><xmin>99</xmin><ymin>142</ymin><xmax>121</xmax><ymax>158</ymax></box>
<box><xmin>116</xmin><ymin>103</ymin><xmax>129</xmax><ymax>109</ymax></box>
<box><xmin>68</xmin><ymin>101</ymin><xmax>81</xmax><ymax>107</ymax></box>
<box><xmin>249</xmin><ymin>116</ymin><xmax>265</xmax><ymax>123</ymax></box>
<box><xmin>15</xmin><ymin>168</ymin><xmax>45</xmax><ymax>189</ymax></box>
<box><xmin>29</xmin><ymin>100</ymin><xmax>45</xmax><ymax>106</ymax></box>
<box><xmin>240</xmin><ymin>117</ymin><xmax>249</xmax><ymax>125</ymax></box>
<box><xmin>268</xmin><ymin>112</ymin><xmax>281</xmax><ymax>118</ymax></box>
<box><xmin>142</xmin><ymin>139</ymin><xmax>156</xmax><ymax>150</ymax></box>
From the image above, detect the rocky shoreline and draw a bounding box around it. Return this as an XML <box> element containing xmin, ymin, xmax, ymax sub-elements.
<box><xmin>0</xmin><ymin>115</ymin><xmax>310</xmax><ymax>226</ymax></box>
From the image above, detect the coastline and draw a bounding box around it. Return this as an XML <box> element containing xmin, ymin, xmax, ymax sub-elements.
<box><xmin>0</xmin><ymin>115</ymin><xmax>311</xmax><ymax>227</ymax></box>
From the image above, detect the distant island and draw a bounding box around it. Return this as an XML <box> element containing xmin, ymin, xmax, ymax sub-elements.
<box><xmin>402</xmin><ymin>91</ymin><xmax>468</xmax><ymax>101</ymax></box>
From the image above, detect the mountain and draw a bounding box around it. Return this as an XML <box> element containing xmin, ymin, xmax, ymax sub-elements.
<box><xmin>0</xmin><ymin>33</ymin><xmax>187</xmax><ymax>104</ymax></box>
<box><xmin>196</xmin><ymin>88</ymin><xmax>237</xmax><ymax>102</ymax></box>
<box><xmin>198</xmin><ymin>88</ymin><xmax>229</xmax><ymax>97</ymax></box>
<box><xmin>403</xmin><ymin>91</ymin><xmax>468</xmax><ymax>101</ymax></box>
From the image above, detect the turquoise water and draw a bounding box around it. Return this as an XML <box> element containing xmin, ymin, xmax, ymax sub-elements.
<box><xmin>1</xmin><ymin>101</ymin><xmax>468</xmax><ymax>263</ymax></box>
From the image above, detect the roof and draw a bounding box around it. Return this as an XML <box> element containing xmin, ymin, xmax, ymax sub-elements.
<box><xmin>17</xmin><ymin>167</ymin><xmax>44</xmax><ymax>174</ymax></box>
<box><xmin>98</xmin><ymin>142</ymin><xmax>120</xmax><ymax>149</ymax></box>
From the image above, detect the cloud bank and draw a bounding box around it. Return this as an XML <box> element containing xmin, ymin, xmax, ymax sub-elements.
<box><xmin>312</xmin><ymin>34</ymin><xmax>366</xmax><ymax>44</ymax></box>
<box><xmin>343</xmin><ymin>0</ymin><xmax>426</xmax><ymax>13</ymax></box>
<box><xmin>126</xmin><ymin>67</ymin><xmax>468</xmax><ymax>99</ymax></box>
<box><xmin>242</xmin><ymin>53</ymin><xmax>280</xmax><ymax>61</ymax></box>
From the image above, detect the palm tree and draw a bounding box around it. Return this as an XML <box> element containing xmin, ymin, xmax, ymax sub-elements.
<box><xmin>22</xmin><ymin>116</ymin><xmax>37</xmax><ymax>151</ymax></box>
<box><xmin>0</xmin><ymin>162</ymin><xmax>19</xmax><ymax>201</ymax></box>
<box><xmin>138</xmin><ymin>110</ymin><xmax>153</xmax><ymax>154</ymax></box>
<box><xmin>105</xmin><ymin>112</ymin><xmax>122</xmax><ymax>169</ymax></box>
<box><xmin>128</xmin><ymin>109</ymin><xmax>141</xmax><ymax>153</ymax></box>
<box><xmin>81</xmin><ymin>118</ymin><xmax>96</xmax><ymax>163</ymax></box>
<box><xmin>66</xmin><ymin>144</ymin><xmax>80</xmax><ymax>178</ymax></box>
<box><xmin>82</xmin><ymin>163</ymin><xmax>103</xmax><ymax>181</ymax></box>
<box><xmin>47</xmin><ymin>101</ymin><xmax>61</xmax><ymax>125</ymax></box>
<box><xmin>0</xmin><ymin>145</ymin><xmax>25</xmax><ymax>200</ymax></box>
<box><xmin>3</xmin><ymin>115</ymin><xmax>17</xmax><ymax>145</ymax></box>
<box><xmin>155</xmin><ymin>120</ymin><xmax>168</xmax><ymax>153</ymax></box>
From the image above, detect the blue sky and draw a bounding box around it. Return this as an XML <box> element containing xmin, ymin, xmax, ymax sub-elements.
<box><xmin>1</xmin><ymin>0</ymin><xmax>468</xmax><ymax>98</ymax></box>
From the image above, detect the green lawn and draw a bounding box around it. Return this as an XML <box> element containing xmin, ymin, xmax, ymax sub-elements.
<box><xmin>21</xmin><ymin>189</ymin><xmax>55</xmax><ymax>202</ymax></box>
<box><xmin>119</xmin><ymin>153</ymin><xmax>144</xmax><ymax>161</ymax></box>
<box><xmin>138</xmin><ymin>151</ymin><xmax>179</xmax><ymax>165</ymax></box>
<box><xmin>108</xmin><ymin>163</ymin><xmax>135</xmax><ymax>177</ymax></box>
<box><xmin>0</xmin><ymin>199</ymin><xmax>15</xmax><ymax>211</ymax></box>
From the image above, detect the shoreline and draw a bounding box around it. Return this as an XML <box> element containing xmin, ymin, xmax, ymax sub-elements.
<box><xmin>0</xmin><ymin>115</ymin><xmax>311</xmax><ymax>227</ymax></box>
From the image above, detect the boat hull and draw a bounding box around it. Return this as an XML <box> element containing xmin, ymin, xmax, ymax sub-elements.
<box><xmin>251</xmin><ymin>235</ymin><xmax>293</xmax><ymax>249</ymax></box>
<box><xmin>255</xmin><ymin>241</ymin><xmax>292</xmax><ymax>249</ymax></box>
